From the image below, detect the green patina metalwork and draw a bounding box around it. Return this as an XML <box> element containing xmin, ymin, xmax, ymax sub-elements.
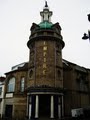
<box><xmin>39</xmin><ymin>21</ymin><xmax>53</xmax><ymax>29</ymax></box>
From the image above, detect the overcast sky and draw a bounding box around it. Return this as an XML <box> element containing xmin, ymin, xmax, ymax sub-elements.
<box><xmin>0</xmin><ymin>0</ymin><xmax>90</xmax><ymax>76</ymax></box>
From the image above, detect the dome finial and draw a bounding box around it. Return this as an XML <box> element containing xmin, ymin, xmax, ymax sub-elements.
<box><xmin>40</xmin><ymin>1</ymin><xmax>52</xmax><ymax>22</ymax></box>
<box><xmin>45</xmin><ymin>1</ymin><xmax>48</xmax><ymax>7</ymax></box>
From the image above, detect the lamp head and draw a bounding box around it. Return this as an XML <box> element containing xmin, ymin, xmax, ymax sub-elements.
<box><xmin>82</xmin><ymin>33</ymin><xmax>89</xmax><ymax>40</ymax></box>
<box><xmin>87</xmin><ymin>14</ymin><xmax>90</xmax><ymax>22</ymax></box>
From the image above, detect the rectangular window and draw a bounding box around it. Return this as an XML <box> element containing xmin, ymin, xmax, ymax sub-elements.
<box><xmin>20</xmin><ymin>77</ymin><xmax>25</xmax><ymax>92</ymax></box>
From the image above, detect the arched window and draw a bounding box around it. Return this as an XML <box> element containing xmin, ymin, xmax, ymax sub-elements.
<box><xmin>7</xmin><ymin>77</ymin><xmax>15</xmax><ymax>92</ymax></box>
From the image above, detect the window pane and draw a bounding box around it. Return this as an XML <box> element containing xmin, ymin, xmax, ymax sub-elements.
<box><xmin>8</xmin><ymin>77</ymin><xmax>15</xmax><ymax>92</ymax></box>
<box><xmin>20</xmin><ymin>77</ymin><xmax>25</xmax><ymax>92</ymax></box>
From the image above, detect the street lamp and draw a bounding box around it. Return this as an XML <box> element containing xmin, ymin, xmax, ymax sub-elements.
<box><xmin>87</xmin><ymin>14</ymin><xmax>90</xmax><ymax>22</ymax></box>
<box><xmin>82</xmin><ymin>30</ymin><xmax>90</xmax><ymax>40</ymax></box>
<box><xmin>82</xmin><ymin>14</ymin><xmax>90</xmax><ymax>41</ymax></box>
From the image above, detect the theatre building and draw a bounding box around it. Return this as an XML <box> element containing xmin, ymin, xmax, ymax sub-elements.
<box><xmin>3</xmin><ymin>2</ymin><xmax>90</xmax><ymax>120</ymax></box>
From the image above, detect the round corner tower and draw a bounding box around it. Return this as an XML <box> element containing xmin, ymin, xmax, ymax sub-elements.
<box><xmin>27</xmin><ymin>1</ymin><xmax>65</xmax><ymax>119</ymax></box>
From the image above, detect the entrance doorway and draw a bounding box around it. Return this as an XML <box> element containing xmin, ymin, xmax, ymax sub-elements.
<box><xmin>5</xmin><ymin>105</ymin><xmax>13</xmax><ymax>118</ymax></box>
<box><xmin>39</xmin><ymin>95</ymin><xmax>50</xmax><ymax>118</ymax></box>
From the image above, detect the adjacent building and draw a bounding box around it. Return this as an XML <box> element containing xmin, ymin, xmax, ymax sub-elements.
<box><xmin>3</xmin><ymin>63</ymin><xmax>28</xmax><ymax>119</ymax></box>
<box><xmin>3</xmin><ymin>2</ymin><xmax>90</xmax><ymax>120</ymax></box>
<box><xmin>63</xmin><ymin>59</ymin><xmax>90</xmax><ymax>116</ymax></box>
<box><xmin>0</xmin><ymin>77</ymin><xmax>5</xmax><ymax>118</ymax></box>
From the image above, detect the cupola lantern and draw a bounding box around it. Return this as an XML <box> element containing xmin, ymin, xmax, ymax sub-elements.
<box><xmin>40</xmin><ymin>1</ymin><xmax>53</xmax><ymax>22</ymax></box>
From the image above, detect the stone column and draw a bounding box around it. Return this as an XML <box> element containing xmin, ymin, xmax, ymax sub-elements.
<box><xmin>29</xmin><ymin>96</ymin><xmax>32</xmax><ymax>119</ymax></box>
<box><xmin>29</xmin><ymin>104</ymin><xmax>32</xmax><ymax>119</ymax></box>
<box><xmin>35</xmin><ymin>95</ymin><xmax>39</xmax><ymax>118</ymax></box>
<box><xmin>26</xmin><ymin>96</ymin><xmax>28</xmax><ymax>116</ymax></box>
<box><xmin>58</xmin><ymin>96</ymin><xmax>61</xmax><ymax>119</ymax></box>
<box><xmin>50</xmin><ymin>95</ymin><xmax>54</xmax><ymax>118</ymax></box>
<box><xmin>61</xmin><ymin>95</ymin><xmax>64</xmax><ymax>117</ymax></box>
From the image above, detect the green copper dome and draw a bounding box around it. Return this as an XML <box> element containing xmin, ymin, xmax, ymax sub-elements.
<box><xmin>39</xmin><ymin>21</ymin><xmax>53</xmax><ymax>29</ymax></box>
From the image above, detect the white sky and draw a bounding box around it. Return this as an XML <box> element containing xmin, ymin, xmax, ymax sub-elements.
<box><xmin>0</xmin><ymin>0</ymin><xmax>90</xmax><ymax>76</ymax></box>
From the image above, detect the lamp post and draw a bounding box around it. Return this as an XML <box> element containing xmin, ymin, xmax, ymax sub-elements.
<box><xmin>82</xmin><ymin>14</ymin><xmax>90</xmax><ymax>41</ymax></box>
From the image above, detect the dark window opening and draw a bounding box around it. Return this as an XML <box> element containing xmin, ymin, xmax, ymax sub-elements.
<box><xmin>5</xmin><ymin>105</ymin><xmax>13</xmax><ymax>118</ymax></box>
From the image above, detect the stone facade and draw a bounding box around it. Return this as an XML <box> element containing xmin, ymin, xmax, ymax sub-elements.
<box><xmin>3</xmin><ymin>59</ymin><xmax>90</xmax><ymax>119</ymax></box>
<box><xmin>63</xmin><ymin>60</ymin><xmax>90</xmax><ymax>116</ymax></box>
<box><xmin>4</xmin><ymin>65</ymin><xmax>28</xmax><ymax>119</ymax></box>
<box><xmin>28</xmin><ymin>38</ymin><xmax>63</xmax><ymax>88</ymax></box>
